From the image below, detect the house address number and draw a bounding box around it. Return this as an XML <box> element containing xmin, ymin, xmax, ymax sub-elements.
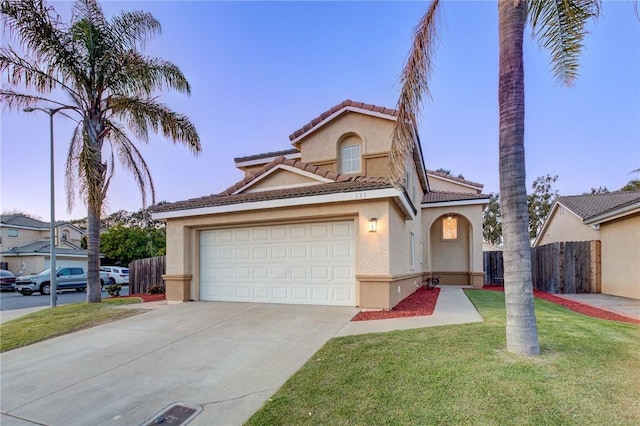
<box><xmin>355</xmin><ymin>192</ymin><xmax>367</xmax><ymax>199</ymax></box>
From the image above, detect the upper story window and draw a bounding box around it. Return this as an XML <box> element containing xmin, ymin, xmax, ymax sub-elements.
<box><xmin>8</xmin><ymin>229</ymin><xmax>18</xmax><ymax>237</ymax></box>
<box><xmin>62</xmin><ymin>230</ymin><xmax>70</xmax><ymax>242</ymax></box>
<box><xmin>341</xmin><ymin>144</ymin><xmax>361</xmax><ymax>174</ymax></box>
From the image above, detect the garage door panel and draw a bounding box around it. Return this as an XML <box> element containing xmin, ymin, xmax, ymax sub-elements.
<box><xmin>200</xmin><ymin>221</ymin><xmax>355</xmax><ymax>306</ymax></box>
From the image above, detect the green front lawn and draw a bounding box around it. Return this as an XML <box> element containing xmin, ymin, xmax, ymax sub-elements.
<box><xmin>247</xmin><ymin>290</ymin><xmax>640</xmax><ymax>425</ymax></box>
<box><xmin>0</xmin><ymin>298</ymin><xmax>143</xmax><ymax>353</ymax></box>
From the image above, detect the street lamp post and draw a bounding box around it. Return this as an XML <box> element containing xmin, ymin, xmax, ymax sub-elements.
<box><xmin>23</xmin><ymin>106</ymin><xmax>70</xmax><ymax>307</ymax></box>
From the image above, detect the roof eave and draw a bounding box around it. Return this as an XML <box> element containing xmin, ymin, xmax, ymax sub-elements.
<box><xmin>583</xmin><ymin>202</ymin><xmax>640</xmax><ymax>225</ymax></box>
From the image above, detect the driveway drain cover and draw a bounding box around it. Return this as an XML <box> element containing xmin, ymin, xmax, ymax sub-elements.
<box><xmin>142</xmin><ymin>402</ymin><xmax>202</xmax><ymax>425</ymax></box>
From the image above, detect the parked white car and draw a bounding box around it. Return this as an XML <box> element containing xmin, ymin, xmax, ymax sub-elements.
<box><xmin>100</xmin><ymin>266</ymin><xmax>129</xmax><ymax>284</ymax></box>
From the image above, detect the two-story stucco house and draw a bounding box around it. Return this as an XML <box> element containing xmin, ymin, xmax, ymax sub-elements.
<box><xmin>151</xmin><ymin>100</ymin><xmax>490</xmax><ymax>309</ymax></box>
<box><xmin>0</xmin><ymin>214</ymin><xmax>89</xmax><ymax>275</ymax></box>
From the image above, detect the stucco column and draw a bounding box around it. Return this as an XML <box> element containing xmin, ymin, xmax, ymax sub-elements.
<box><xmin>163</xmin><ymin>223</ymin><xmax>193</xmax><ymax>302</ymax></box>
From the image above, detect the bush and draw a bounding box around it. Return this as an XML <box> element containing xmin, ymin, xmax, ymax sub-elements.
<box><xmin>424</xmin><ymin>276</ymin><xmax>440</xmax><ymax>289</ymax></box>
<box><xmin>105</xmin><ymin>283</ymin><xmax>122</xmax><ymax>297</ymax></box>
<box><xmin>147</xmin><ymin>285</ymin><xmax>165</xmax><ymax>295</ymax></box>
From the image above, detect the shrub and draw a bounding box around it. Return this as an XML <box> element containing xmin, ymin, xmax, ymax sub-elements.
<box><xmin>105</xmin><ymin>283</ymin><xmax>122</xmax><ymax>297</ymax></box>
<box><xmin>147</xmin><ymin>285</ymin><xmax>165</xmax><ymax>295</ymax></box>
<box><xmin>424</xmin><ymin>276</ymin><xmax>440</xmax><ymax>289</ymax></box>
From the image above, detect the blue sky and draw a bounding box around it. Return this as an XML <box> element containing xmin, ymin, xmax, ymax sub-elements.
<box><xmin>1</xmin><ymin>0</ymin><xmax>639</xmax><ymax>220</ymax></box>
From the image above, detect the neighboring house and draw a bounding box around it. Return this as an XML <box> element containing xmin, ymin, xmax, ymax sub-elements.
<box><xmin>152</xmin><ymin>100</ymin><xmax>490</xmax><ymax>309</ymax></box>
<box><xmin>0</xmin><ymin>214</ymin><xmax>90</xmax><ymax>275</ymax></box>
<box><xmin>534</xmin><ymin>191</ymin><xmax>640</xmax><ymax>299</ymax></box>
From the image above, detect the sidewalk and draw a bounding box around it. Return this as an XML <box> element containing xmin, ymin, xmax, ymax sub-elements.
<box><xmin>554</xmin><ymin>293</ymin><xmax>640</xmax><ymax>320</ymax></box>
<box><xmin>0</xmin><ymin>306</ymin><xmax>49</xmax><ymax>324</ymax></box>
<box><xmin>336</xmin><ymin>285</ymin><xmax>484</xmax><ymax>336</ymax></box>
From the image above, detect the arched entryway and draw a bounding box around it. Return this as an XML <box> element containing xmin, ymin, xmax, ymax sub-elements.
<box><xmin>428</xmin><ymin>213</ymin><xmax>473</xmax><ymax>284</ymax></box>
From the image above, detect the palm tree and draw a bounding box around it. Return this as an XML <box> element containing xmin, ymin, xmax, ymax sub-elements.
<box><xmin>1</xmin><ymin>0</ymin><xmax>201</xmax><ymax>303</ymax></box>
<box><xmin>390</xmin><ymin>0</ymin><xmax>599</xmax><ymax>355</ymax></box>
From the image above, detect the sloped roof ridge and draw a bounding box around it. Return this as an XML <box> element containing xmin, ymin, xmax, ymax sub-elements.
<box><xmin>219</xmin><ymin>156</ymin><xmax>370</xmax><ymax>196</ymax></box>
<box><xmin>558</xmin><ymin>190</ymin><xmax>640</xmax><ymax>220</ymax></box>
<box><xmin>426</xmin><ymin>170</ymin><xmax>484</xmax><ymax>189</ymax></box>
<box><xmin>422</xmin><ymin>190</ymin><xmax>489</xmax><ymax>204</ymax></box>
<box><xmin>234</xmin><ymin>148</ymin><xmax>300</xmax><ymax>163</ymax></box>
<box><xmin>0</xmin><ymin>214</ymin><xmax>49</xmax><ymax>228</ymax></box>
<box><xmin>151</xmin><ymin>178</ymin><xmax>393</xmax><ymax>214</ymax></box>
<box><xmin>288</xmin><ymin>99</ymin><xmax>398</xmax><ymax>141</ymax></box>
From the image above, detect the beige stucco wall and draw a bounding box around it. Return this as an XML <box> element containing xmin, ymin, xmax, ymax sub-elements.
<box><xmin>3</xmin><ymin>255</ymin><xmax>46</xmax><ymax>276</ymax></box>
<box><xmin>536</xmin><ymin>205</ymin><xmax>599</xmax><ymax>246</ymax></box>
<box><xmin>599</xmin><ymin>213</ymin><xmax>640</xmax><ymax>299</ymax></box>
<box><xmin>428</xmin><ymin>176</ymin><xmax>479</xmax><ymax>194</ymax></box>
<box><xmin>164</xmin><ymin>198</ymin><xmax>393</xmax><ymax>302</ymax></box>
<box><xmin>243</xmin><ymin>170</ymin><xmax>322</xmax><ymax>193</ymax></box>
<box><xmin>296</xmin><ymin>112</ymin><xmax>394</xmax><ymax>174</ymax></box>
<box><xmin>57</xmin><ymin>224</ymin><xmax>83</xmax><ymax>247</ymax></box>
<box><xmin>0</xmin><ymin>227</ymin><xmax>45</xmax><ymax>251</ymax></box>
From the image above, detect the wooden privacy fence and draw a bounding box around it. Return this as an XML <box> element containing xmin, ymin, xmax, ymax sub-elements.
<box><xmin>483</xmin><ymin>241</ymin><xmax>601</xmax><ymax>294</ymax></box>
<box><xmin>129</xmin><ymin>255</ymin><xmax>166</xmax><ymax>294</ymax></box>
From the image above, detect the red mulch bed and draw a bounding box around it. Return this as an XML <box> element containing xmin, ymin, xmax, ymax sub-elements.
<box><xmin>352</xmin><ymin>287</ymin><xmax>440</xmax><ymax>321</ymax></box>
<box><xmin>110</xmin><ymin>293</ymin><xmax>166</xmax><ymax>303</ymax></box>
<box><xmin>481</xmin><ymin>286</ymin><xmax>640</xmax><ymax>325</ymax></box>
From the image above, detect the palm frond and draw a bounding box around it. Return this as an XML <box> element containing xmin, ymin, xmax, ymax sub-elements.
<box><xmin>2</xmin><ymin>0</ymin><xmax>88</xmax><ymax>92</ymax></box>
<box><xmin>106</xmin><ymin>120</ymin><xmax>156</xmax><ymax>207</ymax></box>
<box><xmin>65</xmin><ymin>121</ymin><xmax>84</xmax><ymax>212</ymax></box>
<box><xmin>389</xmin><ymin>0</ymin><xmax>440</xmax><ymax>188</ymax></box>
<box><xmin>107</xmin><ymin>53</ymin><xmax>192</xmax><ymax>97</ymax></box>
<box><xmin>109</xmin><ymin>10</ymin><xmax>161</xmax><ymax>51</ymax></box>
<box><xmin>0</xmin><ymin>88</ymin><xmax>60</xmax><ymax>110</ymax></box>
<box><xmin>528</xmin><ymin>0</ymin><xmax>601</xmax><ymax>85</ymax></box>
<box><xmin>109</xmin><ymin>96</ymin><xmax>201</xmax><ymax>154</ymax></box>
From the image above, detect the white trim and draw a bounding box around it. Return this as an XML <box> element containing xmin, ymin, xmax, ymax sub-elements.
<box><xmin>421</xmin><ymin>198</ymin><xmax>489</xmax><ymax>208</ymax></box>
<box><xmin>291</xmin><ymin>106</ymin><xmax>397</xmax><ymax>145</ymax></box>
<box><xmin>427</xmin><ymin>173</ymin><xmax>483</xmax><ymax>191</ymax></box>
<box><xmin>584</xmin><ymin>202</ymin><xmax>640</xmax><ymax>225</ymax></box>
<box><xmin>234</xmin><ymin>152</ymin><xmax>301</xmax><ymax>168</ymax></box>
<box><xmin>0</xmin><ymin>224</ymin><xmax>48</xmax><ymax>231</ymax></box>
<box><xmin>232</xmin><ymin>164</ymin><xmax>334</xmax><ymax>195</ymax></box>
<box><xmin>153</xmin><ymin>187</ymin><xmax>414</xmax><ymax>220</ymax></box>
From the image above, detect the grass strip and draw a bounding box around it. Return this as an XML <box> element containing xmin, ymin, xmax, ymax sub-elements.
<box><xmin>1</xmin><ymin>298</ymin><xmax>143</xmax><ymax>353</ymax></box>
<box><xmin>247</xmin><ymin>290</ymin><xmax>640</xmax><ymax>425</ymax></box>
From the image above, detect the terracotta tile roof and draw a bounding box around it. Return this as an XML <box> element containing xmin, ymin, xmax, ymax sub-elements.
<box><xmin>558</xmin><ymin>191</ymin><xmax>640</xmax><ymax>220</ymax></box>
<box><xmin>234</xmin><ymin>149</ymin><xmax>300</xmax><ymax>163</ymax></box>
<box><xmin>220</xmin><ymin>156</ymin><xmax>356</xmax><ymax>196</ymax></box>
<box><xmin>289</xmin><ymin>99</ymin><xmax>398</xmax><ymax>142</ymax></box>
<box><xmin>426</xmin><ymin>170</ymin><xmax>484</xmax><ymax>189</ymax></box>
<box><xmin>422</xmin><ymin>191</ymin><xmax>489</xmax><ymax>204</ymax></box>
<box><xmin>151</xmin><ymin>178</ymin><xmax>392</xmax><ymax>214</ymax></box>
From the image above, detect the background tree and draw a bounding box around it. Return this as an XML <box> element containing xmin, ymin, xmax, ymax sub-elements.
<box><xmin>389</xmin><ymin>0</ymin><xmax>600</xmax><ymax>355</ymax></box>
<box><xmin>1</xmin><ymin>0</ymin><xmax>201</xmax><ymax>303</ymax></box>
<box><xmin>588</xmin><ymin>186</ymin><xmax>609</xmax><ymax>194</ymax></box>
<box><xmin>100</xmin><ymin>225</ymin><xmax>165</xmax><ymax>265</ymax></box>
<box><xmin>620</xmin><ymin>179</ymin><xmax>640</xmax><ymax>191</ymax></box>
<box><xmin>528</xmin><ymin>174</ymin><xmax>559</xmax><ymax>241</ymax></box>
<box><xmin>483</xmin><ymin>193</ymin><xmax>502</xmax><ymax>245</ymax></box>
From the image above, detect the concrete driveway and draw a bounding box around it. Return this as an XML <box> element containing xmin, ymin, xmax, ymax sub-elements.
<box><xmin>0</xmin><ymin>301</ymin><xmax>358</xmax><ymax>426</ymax></box>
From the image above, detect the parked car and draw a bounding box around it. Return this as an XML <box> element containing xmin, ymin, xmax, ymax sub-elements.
<box><xmin>15</xmin><ymin>267</ymin><xmax>110</xmax><ymax>296</ymax></box>
<box><xmin>0</xmin><ymin>269</ymin><xmax>17</xmax><ymax>291</ymax></box>
<box><xmin>100</xmin><ymin>266</ymin><xmax>129</xmax><ymax>284</ymax></box>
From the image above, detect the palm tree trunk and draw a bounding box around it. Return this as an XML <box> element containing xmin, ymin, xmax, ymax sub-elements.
<box><xmin>498</xmin><ymin>0</ymin><xmax>539</xmax><ymax>355</ymax></box>
<box><xmin>86</xmin><ymin>202</ymin><xmax>102</xmax><ymax>303</ymax></box>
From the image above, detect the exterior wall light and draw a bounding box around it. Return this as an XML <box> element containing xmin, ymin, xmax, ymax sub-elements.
<box><xmin>368</xmin><ymin>218</ymin><xmax>378</xmax><ymax>233</ymax></box>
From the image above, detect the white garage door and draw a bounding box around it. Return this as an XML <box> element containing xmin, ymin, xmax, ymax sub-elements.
<box><xmin>199</xmin><ymin>220</ymin><xmax>355</xmax><ymax>306</ymax></box>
